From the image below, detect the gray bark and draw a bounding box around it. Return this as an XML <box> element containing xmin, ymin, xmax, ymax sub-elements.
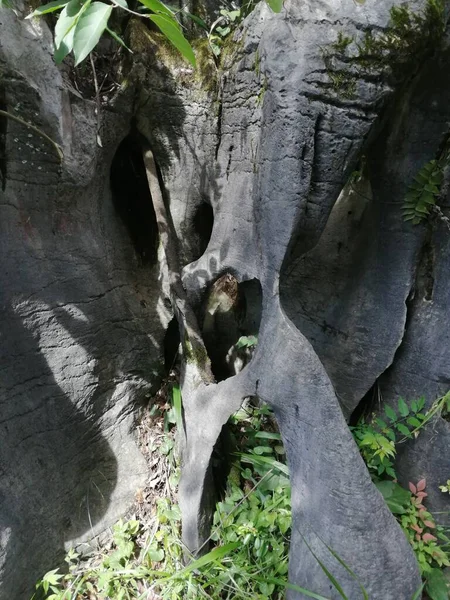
<box><xmin>0</xmin><ymin>8</ymin><xmax>169</xmax><ymax>598</ymax></box>
<box><xmin>1</xmin><ymin>0</ymin><xmax>450</xmax><ymax>598</ymax></box>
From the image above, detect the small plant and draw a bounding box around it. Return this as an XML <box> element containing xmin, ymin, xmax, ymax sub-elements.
<box><xmin>352</xmin><ymin>393</ymin><xmax>450</xmax><ymax>600</ymax></box>
<box><xmin>351</xmin><ymin>397</ymin><xmax>427</xmax><ymax>479</ymax></box>
<box><xmin>439</xmin><ymin>480</ymin><xmax>450</xmax><ymax>494</ymax></box>
<box><xmin>191</xmin><ymin>0</ymin><xmax>283</xmax><ymax>58</ymax></box>
<box><xmin>403</xmin><ymin>159</ymin><xmax>444</xmax><ymax>224</ymax></box>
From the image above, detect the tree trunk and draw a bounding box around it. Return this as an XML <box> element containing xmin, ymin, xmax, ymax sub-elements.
<box><xmin>2</xmin><ymin>0</ymin><xmax>450</xmax><ymax>598</ymax></box>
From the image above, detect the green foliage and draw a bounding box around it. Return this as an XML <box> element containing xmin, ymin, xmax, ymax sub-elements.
<box><xmin>235</xmin><ymin>334</ymin><xmax>258</xmax><ymax>349</ymax></box>
<box><xmin>325</xmin><ymin>0</ymin><xmax>446</xmax><ymax>98</ymax></box>
<box><xmin>351</xmin><ymin>396</ymin><xmax>427</xmax><ymax>479</ymax></box>
<box><xmin>403</xmin><ymin>160</ymin><xmax>444</xmax><ymax>224</ymax></box>
<box><xmin>31</xmin><ymin>404</ymin><xmax>293</xmax><ymax>600</ymax></box>
<box><xmin>352</xmin><ymin>393</ymin><xmax>450</xmax><ymax>600</ymax></box>
<box><xmin>192</xmin><ymin>0</ymin><xmax>283</xmax><ymax>58</ymax></box>
<box><xmin>401</xmin><ymin>480</ymin><xmax>450</xmax><ymax>576</ymax></box>
<box><xmin>26</xmin><ymin>0</ymin><xmax>195</xmax><ymax>66</ymax></box>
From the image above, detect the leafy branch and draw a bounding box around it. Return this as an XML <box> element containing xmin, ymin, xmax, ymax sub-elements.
<box><xmin>26</xmin><ymin>0</ymin><xmax>196</xmax><ymax>67</ymax></box>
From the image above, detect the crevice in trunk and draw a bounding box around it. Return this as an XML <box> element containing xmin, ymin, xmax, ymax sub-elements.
<box><xmin>110</xmin><ymin>133</ymin><xmax>158</xmax><ymax>264</ymax></box>
<box><xmin>202</xmin><ymin>276</ymin><xmax>262</xmax><ymax>382</ymax></box>
<box><xmin>192</xmin><ymin>201</ymin><xmax>214</xmax><ymax>260</ymax></box>
<box><xmin>164</xmin><ymin>316</ymin><xmax>181</xmax><ymax>373</ymax></box>
<box><xmin>349</xmin><ymin>382</ymin><xmax>380</xmax><ymax>426</ymax></box>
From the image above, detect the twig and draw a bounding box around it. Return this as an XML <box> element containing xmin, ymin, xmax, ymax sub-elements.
<box><xmin>90</xmin><ymin>53</ymin><xmax>103</xmax><ymax>148</ymax></box>
<box><xmin>0</xmin><ymin>109</ymin><xmax>63</xmax><ymax>161</ymax></box>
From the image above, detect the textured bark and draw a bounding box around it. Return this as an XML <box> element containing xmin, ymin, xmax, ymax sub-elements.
<box><xmin>0</xmin><ymin>8</ymin><xmax>169</xmax><ymax>599</ymax></box>
<box><xmin>2</xmin><ymin>0</ymin><xmax>450</xmax><ymax>598</ymax></box>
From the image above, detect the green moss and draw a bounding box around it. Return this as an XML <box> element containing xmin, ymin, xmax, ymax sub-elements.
<box><xmin>253</xmin><ymin>48</ymin><xmax>261</xmax><ymax>76</ymax></box>
<box><xmin>324</xmin><ymin>0</ymin><xmax>446</xmax><ymax>98</ymax></box>
<box><xmin>218</xmin><ymin>28</ymin><xmax>246</xmax><ymax>68</ymax></box>
<box><xmin>191</xmin><ymin>38</ymin><xmax>218</xmax><ymax>92</ymax></box>
<box><xmin>183</xmin><ymin>332</ymin><xmax>211</xmax><ymax>376</ymax></box>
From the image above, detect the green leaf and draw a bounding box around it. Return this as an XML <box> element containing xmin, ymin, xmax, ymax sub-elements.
<box><xmin>253</xmin><ymin>445</ymin><xmax>273</xmax><ymax>455</ymax></box>
<box><xmin>425</xmin><ymin>568</ymin><xmax>449</xmax><ymax>600</ymax></box>
<box><xmin>375</xmin><ymin>418</ymin><xmax>387</xmax><ymax>429</ymax></box>
<box><xmin>407</xmin><ymin>416</ymin><xmax>422</xmax><ymax>428</ymax></box>
<box><xmin>148</xmin><ymin>14</ymin><xmax>196</xmax><ymax>66</ymax></box>
<box><xmin>73</xmin><ymin>2</ymin><xmax>112</xmax><ymax>65</ymax></box>
<box><xmin>375</xmin><ymin>480</ymin><xmax>411</xmax><ymax>514</ymax></box>
<box><xmin>180</xmin><ymin>542</ymin><xmax>239</xmax><ymax>574</ymax></box>
<box><xmin>236</xmin><ymin>335</ymin><xmax>258</xmax><ymax>349</ymax></box>
<box><xmin>265</xmin><ymin>0</ymin><xmax>283</xmax><ymax>12</ymax></box>
<box><xmin>300</xmin><ymin>535</ymin><xmax>349</xmax><ymax>600</ymax></box>
<box><xmin>138</xmin><ymin>0</ymin><xmax>173</xmax><ymax>16</ymax></box>
<box><xmin>411</xmin><ymin>583</ymin><xmax>425</xmax><ymax>600</ymax></box>
<box><xmin>54</xmin><ymin>0</ymin><xmax>85</xmax><ymax>63</ymax></box>
<box><xmin>239</xmin><ymin>452</ymin><xmax>290</xmax><ymax>476</ymax></box>
<box><xmin>385</xmin><ymin>405</ymin><xmax>397</xmax><ymax>422</ymax></box>
<box><xmin>147</xmin><ymin>548</ymin><xmax>165</xmax><ymax>562</ymax></box>
<box><xmin>26</xmin><ymin>0</ymin><xmax>69</xmax><ymax>18</ymax></box>
<box><xmin>183</xmin><ymin>11</ymin><xmax>208</xmax><ymax>30</ymax></box>
<box><xmin>254</xmin><ymin>431</ymin><xmax>281</xmax><ymax>441</ymax></box>
<box><xmin>106</xmin><ymin>26</ymin><xmax>131</xmax><ymax>51</ymax></box>
<box><xmin>43</xmin><ymin>570</ymin><xmax>64</xmax><ymax>586</ymax></box>
<box><xmin>253</xmin><ymin>575</ymin><xmax>332</xmax><ymax>600</ymax></box>
<box><xmin>112</xmin><ymin>0</ymin><xmax>127</xmax><ymax>7</ymax></box>
<box><xmin>396</xmin><ymin>423</ymin><xmax>411</xmax><ymax>437</ymax></box>
<box><xmin>398</xmin><ymin>398</ymin><xmax>410</xmax><ymax>417</ymax></box>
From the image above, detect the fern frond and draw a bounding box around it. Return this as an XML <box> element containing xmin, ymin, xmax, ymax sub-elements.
<box><xmin>403</xmin><ymin>159</ymin><xmax>443</xmax><ymax>224</ymax></box>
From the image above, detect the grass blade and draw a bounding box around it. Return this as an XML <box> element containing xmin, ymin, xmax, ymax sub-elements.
<box><xmin>317</xmin><ymin>535</ymin><xmax>369</xmax><ymax>599</ymax></box>
<box><xmin>301</xmin><ymin>535</ymin><xmax>349</xmax><ymax>600</ymax></box>
<box><xmin>254</xmin><ymin>575</ymin><xmax>332</xmax><ymax>600</ymax></box>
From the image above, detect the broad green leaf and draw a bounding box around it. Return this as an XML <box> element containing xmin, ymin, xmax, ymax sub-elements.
<box><xmin>54</xmin><ymin>0</ymin><xmax>92</xmax><ymax>63</ymax></box>
<box><xmin>73</xmin><ymin>2</ymin><xmax>113</xmax><ymax>65</ymax></box>
<box><xmin>398</xmin><ymin>398</ymin><xmax>410</xmax><ymax>417</ymax></box>
<box><xmin>375</xmin><ymin>480</ymin><xmax>411</xmax><ymax>514</ymax></box>
<box><xmin>425</xmin><ymin>569</ymin><xmax>449</xmax><ymax>600</ymax></box>
<box><xmin>112</xmin><ymin>0</ymin><xmax>127</xmax><ymax>6</ymax></box>
<box><xmin>26</xmin><ymin>0</ymin><xmax>68</xmax><ymax>18</ymax></box>
<box><xmin>54</xmin><ymin>0</ymin><xmax>83</xmax><ymax>45</ymax></box>
<box><xmin>138</xmin><ymin>0</ymin><xmax>173</xmax><ymax>16</ymax></box>
<box><xmin>265</xmin><ymin>0</ymin><xmax>283</xmax><ymax>12</ymax></box>
<box><xmin>149</xmin><ymin>13</ymin><xmax>196</xmax><ymax>66</ymax></box>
